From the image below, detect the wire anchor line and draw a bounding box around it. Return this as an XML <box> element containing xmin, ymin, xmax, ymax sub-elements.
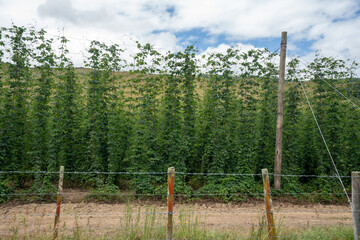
<box><xmin>320</xmin><ymin>78</ymin><xmax>360</xmax><ymax>111</ymax></box>
<box><xmin>299</xmin><ymin>80</ymin><xmax>352</xmax><ymax>207</ymax></box>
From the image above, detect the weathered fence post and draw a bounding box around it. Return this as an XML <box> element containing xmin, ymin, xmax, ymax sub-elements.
<box><xmin>167</xmin><ymin>167</ymin><xmax>175</xmax><ymax>240</ymax></box>
<box><xmin>274</xmin><ymin>31</ymin><xmax>287</xmax><ymax>190</ymax></box>
<box><xmin>352</xmin><ymin>171</ymin><xmax>360</xmax><ymax>240</ymax></box>
<box><xmin>53</xmin><ymin>166</ymin><xmax>64</xmax><ymax>240</ymax></box>
<box><xmin>262</xmin><ymin>169</ymin><xmax>276</xmax><ymax>240</ymax></box>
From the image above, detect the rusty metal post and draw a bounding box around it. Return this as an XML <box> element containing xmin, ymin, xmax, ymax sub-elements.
<box><xmin>53</xmin><ymin>166</ymin><xmax>64</xmax><ymax>240</ymax></box>
<box><xmin>262</xmin><ymin>169</ymin><xmax>276</xmax><ymax>240</ymax></box>
<box><xmin>167</xmin><ymin>167</ymin><xmax>175</xmax><ymax>240</ymax></box>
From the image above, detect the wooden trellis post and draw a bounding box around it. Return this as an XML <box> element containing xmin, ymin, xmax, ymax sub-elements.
<box><xmin>274</xmin><ymin>31</ymin><xmax>287</xmax><ymax>189</ymax></box>
<box><xmin>53</xmin><ymin>166</ymin><xmax>64</xmax><ymax>240</ymax></box>
<box><xmin>262</xmin><ymin>168</ymin><xmax>276</xmax><ymax>240</ymax></box>
<box><xmin>167</xmin><ymin>167</ymin><xmax>175</xmax><ymax>240</ymax></box>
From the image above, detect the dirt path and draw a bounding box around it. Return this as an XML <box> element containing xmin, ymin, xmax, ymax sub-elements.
<box><xmin>0</xmin><ymin>200</ymin><xmax>352</xmax><ymax>238</ymax></box>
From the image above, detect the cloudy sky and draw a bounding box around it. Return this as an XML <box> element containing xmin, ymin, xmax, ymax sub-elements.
<box><xmin>1</xmin><ymin>0</ymin><xmax>360</xmax><ymax>74</ymax></box>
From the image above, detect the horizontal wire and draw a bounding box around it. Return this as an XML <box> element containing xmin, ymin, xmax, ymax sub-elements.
<box><xmin>0</xmin><ymin>192</ymin><xmax>349</xmax><ymax>197</ymax></box>
<box><xmin>271</xmin><ymin>173</ymin><xmax>351</xmax><ymax>178</ymax></box>
<box><xmin>0</xmin><ymin>235</ymin><xmax>344</xmax><ymax>240</ymax></box>
<box><xmin>0</xmin><ymin>170</ymin><xmax>353</xmax><ymax>178</ymax></box>
<box><xmin>0</xmin><ymin>171</ymin><xmax>167</xmax><ymax>175</ymax></box>
<box><xmin>0</xmin><ymin>223</ymin><xmax>268</xmax><ymax>233</ymax></box>
<box><xmin>175</xmin><ymin>172</ymin><xmax>262</xmax><ymax>176</ymax></box>
<box><xmin>0</xmin><ymin>209</ymin><xmax>354</xmax><ymax>219</ymax></box>
<box><xmin>179</xmin><ymin>209</ymin><xmax>353</xmax><ymax>215</ymax></box>
<box><xmin>0</xmin><ymin>211</ymin><xmax>167</xmax><ymax>219</ymax></box>
<box><xmin>2</xmin><ymin>221</ymin><xmax>352</xmax><ymax>234</ymax></box>
<box><xmin>0</xmin><ymin>221</ymin><xmax>352</xmax><ymax>230</ymax></box>
<box><xmin>61</xmin><ymin>222</ymin><xmax>353</xmax><ymax>229</ymax></box>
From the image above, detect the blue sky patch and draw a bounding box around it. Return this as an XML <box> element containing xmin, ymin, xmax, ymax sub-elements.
<box><xmin>174</xmin><ymin>28</ymin><xmax>314</xmax><ymax>56</ymax></box>
<box><xmin>288</xmin><ymin>39</ymin><xmax>316</xmax><ymax>56</ymax></box>
<box><xmin>166</xmin><ymin>6</ymin><xmax>175</xmax><ymax>17</ymax></box>
<box><xmin>175</xmin><ymin>28</ymin><xmax>230</xmax><ymax>51</ymax></box>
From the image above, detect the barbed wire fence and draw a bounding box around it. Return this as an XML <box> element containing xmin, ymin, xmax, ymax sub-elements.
<box><xmin>0</xmin><ymin>168</ymin><xmax>356</xmax><ymax>239</ymax></box>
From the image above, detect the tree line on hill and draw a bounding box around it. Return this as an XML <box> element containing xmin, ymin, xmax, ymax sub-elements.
<box><xmin>0</xmin><ymin>25</ymin><xmax>359</xmax><ymax>201</ymax></box>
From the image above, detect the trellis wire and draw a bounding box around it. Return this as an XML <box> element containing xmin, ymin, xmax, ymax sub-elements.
<box><xmin>0</xmin><ymin>209</ymin><xmax>355</xmax><ymax>219</ymax></box>
<box><xmin>0</xmin><ymin>191</ymin><xmax>350</xmax><ymax>197</ymax></box>
<box><xmin>0</xmin><ymin>171</ymin><xmax>167</xmax><ymax>175</ymax></box>
<box><xmin>0</xmin><ymin>170</ymin><xmax>354</xmax><ymax>178</ymax></box>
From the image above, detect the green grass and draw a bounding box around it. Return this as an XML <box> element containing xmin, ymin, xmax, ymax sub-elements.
<box><xmin>278</xmin><ymin>226</ymin><xmax>353</xmax><ymax>240</ymax></box>
<box><xmin>6</xmin><ymin>224</ymin><xmax>353</xmax><ymax>240</ymax></box>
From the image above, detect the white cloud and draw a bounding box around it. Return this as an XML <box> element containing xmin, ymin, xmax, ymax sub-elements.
<box><xmin>141</xmin><ymin>32</ymin><xmax>180</xmax><ymax>52</ymax></box>
<box><xmin>201</xmin><ymin>43</ymin><xmax>256</xmax><ymax>55</ymax></box>
<box><xmin>0</xmin><ymin>0</ymin><xmax>359</xmax><ymax>76</ymax></box>
<box><xmin>310</xmin><ymin>16</ymin><xmax>360</xmax><ymax>59</ymax></box>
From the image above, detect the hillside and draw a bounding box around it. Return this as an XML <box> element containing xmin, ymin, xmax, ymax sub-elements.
<box><xmin>0</xmin><ymin>26</ymin><xmax>359</xmax><ymax>203</ymax></box>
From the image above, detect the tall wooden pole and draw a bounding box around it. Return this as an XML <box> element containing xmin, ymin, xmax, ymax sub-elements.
<box><xmin>352</xmin><ymin>171</ymin><xmax>360</xmax><ymax>240</ymax></box>
<box><xmin>167</xmin><ymin>167</ymin><xmax>175</xmax><ymax>240</ymax></box>
<box><xmin>53</xmin><ymin>166</ymin><xmax>64</xmax><ymax>240</ymax></box>
<box><xmin>274</xmin><ymin>31</ymin><xmax>287</xmax><ymax>189</ymax></box>
<box><xmin>262</xmin><ymin>169</ymin><xmax>276</xmax><ymax>240</ymax></box>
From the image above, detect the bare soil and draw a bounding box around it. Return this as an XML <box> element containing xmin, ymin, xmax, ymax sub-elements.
<box><xmin>0</xmin><ymin>192</ymin><xmax>353</xmax><ymax>238</ymax></box>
